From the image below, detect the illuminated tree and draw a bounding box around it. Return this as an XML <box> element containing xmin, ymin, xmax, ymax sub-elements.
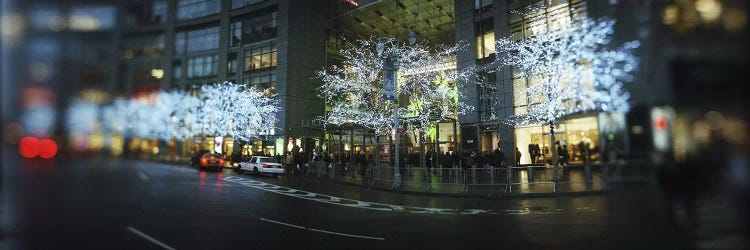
<box><xmin>317</xmin><ymin>37</ymin><xmax>475</xmax><ymax>135</ymax></box>
<box><xmin>494</xmin><ymin>17</ymin><xmax>639</xmax><ymax>165</ymax></box>
<box><xmin>152</xmin><ymin>90</ymin><xmax>202</xmax><ymax>141</ymax></box>
<box><xmin>196</xmin><ymin>82</ymin><xmax>279</xmax><ymax>142</ymax></box>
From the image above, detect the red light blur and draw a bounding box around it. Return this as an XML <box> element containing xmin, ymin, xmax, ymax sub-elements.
<box><xmin>19</xmin><ymin>136</ymin><xmax>40</xmax><ymax>158</ymax></box>
<box><xmin>39</xmin><ymin>139</ymin><xmax>58</xmax><ymax>159</ymax></box>
<box><xmin>655</xmin><ymin>117</ymin><xmax>668</xmax><ymax>130</ymax></box>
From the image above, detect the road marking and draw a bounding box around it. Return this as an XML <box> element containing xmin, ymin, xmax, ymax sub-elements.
<box><xmin>259</xmin><ymin>218</ymin><xmax>385</xmax><ymax>241</ymax></box>
<box><xmin>126</xmin><ymin>226</ymin><xmax>176</xmax><ymax>250</ymax></box>
<box><xmin>259</xmin><ymin>217</ymin><xmax>306</xmax><ymax>229</ymax></box>
<box><xmin>223</xmin><ymin>176</ymin><xmax>592</xmax><ymax>216</ymax></box>
<box><xmin>138</xmin><ymin>172</ymin><xmax>150</xmax><ymax>182</ymax></box>
<box><xmin>307</xmin><ymin>228</ymin><xmax>386</xmax><ymax>241</ymax></box>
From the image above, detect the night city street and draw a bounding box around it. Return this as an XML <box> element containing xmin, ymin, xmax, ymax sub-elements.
<box><xmin>2</xmin><ymin>0</ymin><xmax>749</xmax><ymax>249</ymax></box>
<box><xmin>1</xmin><ymin>148</ymin><xmax>724</xmax><ymax>250</ymax></box>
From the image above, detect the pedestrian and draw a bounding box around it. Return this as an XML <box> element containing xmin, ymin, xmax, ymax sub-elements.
<box><xmin>562</xmin><ymin>145</ymin><xmax>570</xmax><ymax>166</ymax></box>
<box><xmin>285</xmin><ymin>153</ymin><xmax>294</xmax><ymax>175</ymax></box>
<box><xmin>515</xmin><ymin>147</ymin><xmax>522</xmax><ymax>166</ymax></box>
<box><xmin>357</xmin><ymin>151</ymin><xmax>367</xmax><ymax>179</ymax></box>
<box><xmin>426</xmin><ymin>151</ymin><xmax>433</xmax><ymax>171</ymax></box>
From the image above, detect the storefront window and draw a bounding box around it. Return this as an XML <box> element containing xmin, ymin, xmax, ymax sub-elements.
<box><xmin>514</xmin><ymin>116</ymin><xmax>599</xmax><ymax>165</ymax></box>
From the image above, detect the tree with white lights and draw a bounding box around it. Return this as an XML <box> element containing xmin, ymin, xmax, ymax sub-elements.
<box><xmin>152</xmin><ymin>90</ymin><xmax>202</xmax><ymax>141</ymax></box>
<box><xmin>196</xmin><ymin>82</ymin><xmax>279</xmax><ymax>142</ymax></box>
<box><xmin>317</xmin><ymin>37</ymin><xmax>475</xmax><ymax>136</ymax></box>
<box><xmin>495</xmin><ymin>17</ymin><xmax>639</xmax><ymax>166</ymax></box>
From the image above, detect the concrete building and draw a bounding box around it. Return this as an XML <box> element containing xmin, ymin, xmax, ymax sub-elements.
<box><xmin>115</xmin><ymin>0</ymin><xmax>330</xmax><ymax>157</ymax></box>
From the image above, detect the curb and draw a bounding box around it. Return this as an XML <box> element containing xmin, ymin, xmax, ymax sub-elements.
<box><xmin>286</xmin><ymin>175</ymin><xmax>610</xmax><ymax>200</ymax></box>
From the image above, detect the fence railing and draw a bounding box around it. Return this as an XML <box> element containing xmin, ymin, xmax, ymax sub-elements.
<box><xmin>293</xmin><ymin>161</ymin><xmax>609</xmax><ymax>195</ymax></box>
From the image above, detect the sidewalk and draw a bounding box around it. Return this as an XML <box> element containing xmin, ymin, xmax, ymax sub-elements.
<box><xmin>285</xmin><ymin>162</ymin><xmax>652</xmax><ymax>199</ymax></box>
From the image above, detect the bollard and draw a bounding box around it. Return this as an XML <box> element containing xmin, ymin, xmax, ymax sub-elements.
<box><xmin>527</xmin><ymin>166</ymin><xmax>534</xmax><ymax>182</ymax></box>
<box><xmin>552</xmin><ymin>165</ymin><xmax>558</xmax><ymax>193</ymax></box>
<box><xmin>490</xmin><ymin>166</ymin><xmax>495</xmax><ymax>185</ymax></box>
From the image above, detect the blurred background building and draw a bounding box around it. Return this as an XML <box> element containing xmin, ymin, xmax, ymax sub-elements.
<box><xmin>2</xmin><ymin>0</ymin><xmax>747</xmax><ymax>167</ymax></box>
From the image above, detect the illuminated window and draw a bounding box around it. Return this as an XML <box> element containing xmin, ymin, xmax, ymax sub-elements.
<box><xmin>475</xmin><ymin>18</ymin><xmax>495</xmax><ymax>60</ymax></box>
<box><xmin>509</xmin><ymin>0</ymin><xmax>588</xmax><ymax>116</ymax></box>
<box><xmin>476</xmin><ymin>32</ymin><xmax>495</xmax><ymax>59</ymax></box>
<box><xmin>243</xmin><ymin>72</ymin><xmax>277</xmax><ymax>97</ymax></box>
<box><xmin>244</xmin><ymin>44</ymin><xmax>277</xmax><ymax>71</ymax></box>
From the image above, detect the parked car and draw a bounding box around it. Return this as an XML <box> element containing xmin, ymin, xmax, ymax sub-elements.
<box><xmin>231</xmin><ymin>155</ymin><xmax>253</xmax><ymax>169</ymax></box>
<box><xmin>238</xmin><ymin>156</ymin><xmax>284</xmax><ymax>177</ymax></box>
<box><xmin>197</xmin><ymin>153</ymin><xmax>225</xmax><ymax>171</ymax></box>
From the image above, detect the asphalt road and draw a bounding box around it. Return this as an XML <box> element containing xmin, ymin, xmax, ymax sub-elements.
<box><xmin>1</xmin><ymin>150</ymin><xmax>699</xmax><ymax>249</ymax></box>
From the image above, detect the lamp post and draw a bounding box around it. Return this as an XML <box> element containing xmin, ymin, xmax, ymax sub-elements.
<box><xmin>377</xmin><ymin>37</ymin><xmax>414</xmax><ymax>187</ymax></box>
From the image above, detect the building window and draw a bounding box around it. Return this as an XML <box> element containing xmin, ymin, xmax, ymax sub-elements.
<box><xmin>475</xmin><ymin>0</ymin><xmax>493</xmax><ymax>11</ymax></box>
<box><xmin>123</xmin><ymin>34</ymin><xmax>165</xmax><ymax>58</ymax></box>
<box><xmin>133</xmin><ymin>61</ymin><xmax>163</xmax><ymax>85</ymax></box>
<box><xmin>233</xmin><ymin>10</ymin><xmax>278</xmax><ymax>45</ymax></box>
<box><xmin>175</xmin><ymin>26</ymin><xmax>220</xmax><ymax>54</ymax></box>
<box><xmin>124</xmin><ymin>0</ymin><xmax>167</xmax><ymax>26</ymax></box>
<box><xmin>187</xmin><ymin>55</ymin><xmax>218</xmax><ymax>78</ymax></box>
<box><xmin>229</xmin><ymin>21</ymin><xmax>242</xmax><ymax>47</ymax></box>
<box><xmin>509</xmin><ymin>0</ymin><xmax>587</xmax><ymax>115</ymax></box>
<box><xmin>173</xmin><ymin>60</ymin><xmax>182</xmax><ymax>79</ymax></box>
<box><xmin>243</xmin><ymin>71</ymin><xmax>277</xmax><ymax>97</ymax></box>
<box><xmin>69</xmin><ymin>5</ymin><xmax>115</xmax><ymax>31</ymax></box>
<box><xmin>228</xmin><ymin>53</ymin><xmax>238</xmax><ymax>75</ymax></box>
<box><xmin>244</xmin><ymin>44</ymin><xmax>277</xmax><ymax>72</ymax></box>
<box><xmin>476</xmin><ymin>32</ymin><xmax>495</xmax><ymax>60</ymax></box>
<box><xmin>478</xmin><ymin>70</ymin><xmax>498</xmax><ymax>122</ymax></box>
<box><xmin>177</xmin><ymin>0</ymin><xmax>220</xmax><ymax>20</ymax></box>
<box><xmin>232</xmin><ymin>0</ymin><xmax>265</xmax><ymax>9</ymax></box>
<box><xmin>476</xmin><ymin>18</ymin><xmax>495</xmax><ymax>61</ymax></box>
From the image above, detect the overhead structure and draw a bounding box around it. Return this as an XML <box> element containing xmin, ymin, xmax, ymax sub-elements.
<box><xmin>330</xmin><ymin>0</ymin><xmax>456</xmax><ymax>45</ymax></box>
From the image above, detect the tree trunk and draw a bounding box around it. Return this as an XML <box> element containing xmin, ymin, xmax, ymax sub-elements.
<box><xmin>419</xmin><ymin>130</ymin><xmax>425</xmax><ymax>168</ymax></box>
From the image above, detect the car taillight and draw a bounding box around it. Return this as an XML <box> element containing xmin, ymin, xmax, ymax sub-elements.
<box><xmin>200</xmin><ymin>158</ymin><xmax>208</xmax><ymax>166</ymax></box>
<box><xmin>263</xmin><ymin>164</ymin><xmax>268</xmax><ymax>168</ymax></box>
<box><xmin>279</xmin><ymin>164</ymin><xmax>284</xmax><ymax>168</ymax></box>
<box><xmin>219</xmin><ymin>159</ymin><xmax>225</xmax><ymax>165</ymax></box>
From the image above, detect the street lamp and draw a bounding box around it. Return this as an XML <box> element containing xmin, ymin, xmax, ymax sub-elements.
<box><xmin>376</xmin><ymin>37</ymin><xmax>412</xmax><ymax>186</ymax></box>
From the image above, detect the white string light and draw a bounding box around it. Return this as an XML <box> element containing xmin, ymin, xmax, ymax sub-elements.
<box><xmin>495</xmin><ymin>17</ymin><xmax>639</xmax><ymax>127</ymax></box>
<box><xmin>317</xmin><ymin>37</ymin><xmax>476</xmax><ymax>135</ymax></box>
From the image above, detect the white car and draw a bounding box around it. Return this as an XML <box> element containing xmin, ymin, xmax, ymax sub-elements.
<box><xmin>238</xmin><ymin>156</ymin><xmax>285</xmax><ymax>177</ymax></box>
